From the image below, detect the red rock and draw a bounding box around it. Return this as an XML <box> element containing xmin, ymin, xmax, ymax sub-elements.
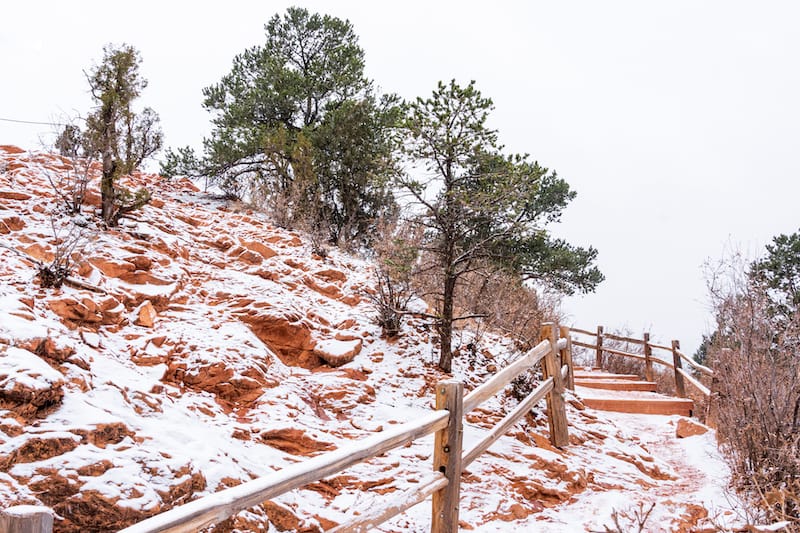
<box><xmin>89</xmin><ymin>258</ymin><xmax>136</xmax><ymax>278</ymax></box>
<box><xmin>49</xmin><ymin>296</ymin><xmax>102</xmax><ymax>325</ymax></box>
<box><xmin>259</xmin><ymin>428</ymin><xmax>335</xmax><ymax>455</ymax></box>
<box><xmin>314</xmin><ymin>338</ymin><xmax>362</xmax><ymax>367</ymax></box>
<box><xmin>241</xmin><ymin>240</ymin><xmax>277</xmax><ymax>260</ymax></box>
<box><xmin>314</xmin><ymin>268</ymin><xmax>347</xmax><ymax>282</ymax></box>
<box><xmin>0</xmin><ymin>190</ymin><xmax>31</xmax><ymax>200</ymax></box>
<box><xmin>303</xmin><ymin>275</ymin><xmax>342</xmax><ymax>299</ymax></box>
<box><xmin>118</xmin><ymin>271</ymin><xmax>173</xmax><ymax>286</ymax></box>
<box><xmin>98</xmin><ymin>295</ymin><xmax>125</xmax><ymax>325</ymax></box>
<box><xmin>175</xmin><ymin>214</ymin><xmax>203</xmax><ymax>227</ymax></box>
<box><xmin>676</xmin><ymin>417</ymin><xmax>709</xmax><ymax>438</ymax></box>
<box><xmin>237</xmin><ymin>249</ymin><xmax>263</xmax><ymax>265</ymax></box>
<box><xmin>128</xmin><ymin>255</ymin><xmax>153</xmax><ymax>271</ymax></box>
<box><xmin>176</xmin><ymin>177</ymin><xmax>200</xmax><ymax>192</ymax></box>
<box><xmin>21</xmin><ymin>243</ymin><xmax>54</xmax><ymax>263</ymax></box>
<box><xmin>0</xmin><ymin>216</ymin><xmax>24</xmax><ymax>234</ymax></box>
<box><xmin>133</xmin><ymin>301</ymin><xmax>157</xmax><ymax>328</ymax></box>
<box><xmin>0</xmin><ymin>145</ymin><xmax>25</xmax><ymax>154</ymax></box>
<box><xmin>235</xmin><ymin>308</ymin><xmax>320</xmax><ymax>368</ymax></box>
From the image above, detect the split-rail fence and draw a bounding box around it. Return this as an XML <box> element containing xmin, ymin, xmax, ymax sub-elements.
<box><xmin>2</xmin><ymin>323</ymin><xmax>713</xmax><ymax>533</ymax></box>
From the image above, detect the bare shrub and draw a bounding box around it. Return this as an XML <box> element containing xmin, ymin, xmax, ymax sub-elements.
<box><xmin>590</xmin><ymin>502</ymin><xmax>657</xmax><ymax>533</ymax></box>
<box><xmin>705</xmin><ymin>250</ymin><xmax>800</xmax><ymax>529</ymax></box>
<box><xmin>457</xmin><ymin>268</ymin><xmax>561</xmax><ymax>351</ymax></box>
<box><xmin>366</xmin><ymin>220</ymin><xmax>420</xmax><ymax>338</ymax></box>
<box><xmin>44</xmin><ymin>156</ymin><xmax>96</xmax><ymax>215</ymax></box>
<box><xmin>1</xmin><ymin>215</ymin><xmax>89</xmax><ymax>289</ymax></box>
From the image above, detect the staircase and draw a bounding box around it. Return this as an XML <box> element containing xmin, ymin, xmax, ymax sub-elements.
<box><xmin>574</xmin><ymin>369</ymin><xmax>693</xmax><ymax>416</ymax></box>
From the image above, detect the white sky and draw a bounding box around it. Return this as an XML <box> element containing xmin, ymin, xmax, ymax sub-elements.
<box><xmin>2</xmin><ymin>0</ymin><xmax>799</xmax><ymax>354</ymax></box>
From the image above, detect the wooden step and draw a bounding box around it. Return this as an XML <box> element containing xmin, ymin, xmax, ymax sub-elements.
<box><xmin>574</xmin><ymin>379</ymin><xmax>657</xmax><ymax>392</ymax></box>
<box><xmin>581</xmin><ymin>397</ymin><xmax>693</xmax><ymax>416</ymax></box>
<box><xmin>573</xmin><ymin>372</ymin><xmax>641</xmax><ymax>381</ymax></box>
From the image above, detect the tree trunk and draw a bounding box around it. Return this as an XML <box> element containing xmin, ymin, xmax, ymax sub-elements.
<box><xmin>101</xmin><ymin>147</ymin><xmax>115</xmax><ymax>224</ymax></box>
<box><xmin>438</xmin><ymin>272</ymin><xmax>456</xmax><ymax>373</ymax></box>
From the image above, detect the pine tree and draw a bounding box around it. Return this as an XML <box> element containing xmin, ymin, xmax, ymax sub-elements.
<box><xmin>400</xmin><ymin>80</ymin><xmax>603</xmax><ymax>372</ymax></box>
<box><xmin>84</xmin><ymin>44</ymin><xmax>162</xmax><ymax>225</ymax></box>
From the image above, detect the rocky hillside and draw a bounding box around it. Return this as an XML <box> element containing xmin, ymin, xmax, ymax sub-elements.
<box><xmin>0</xmin><ymin>145</ymin><xmax>733</xmax><ymax>532</ymax></box>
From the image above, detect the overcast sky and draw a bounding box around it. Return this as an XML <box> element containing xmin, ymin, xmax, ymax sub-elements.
<box><xmin>3</xmin><ymin>1</ymin><xmax>799</xmax><ymax>354</ymax></box>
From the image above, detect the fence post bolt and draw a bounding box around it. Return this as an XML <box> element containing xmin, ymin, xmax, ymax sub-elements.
<box><xmin>431</xmin><ymin>380</ymin><xmax>464</xmax><ymax>533</ymax></box>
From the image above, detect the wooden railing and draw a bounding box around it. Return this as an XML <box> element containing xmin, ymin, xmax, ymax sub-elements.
<box><xmin>4</xmin><ymin>322</ymin><xmax>719</xmax><ymax>532</ymax></box>
<box><xmin>570</xmin><ymin>325</ymin><xmax>713</xmax><ymax>398</ymax></box>
<box><xmin>0</xmin><ymin>323</ymin><xmax>572</xmax><ymax>533</ymax></box>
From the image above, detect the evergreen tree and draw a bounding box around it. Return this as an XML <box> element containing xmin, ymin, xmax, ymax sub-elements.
<box><xmin>400</xmin><ymin>80</ymin><xmax>603</xmax><ymax>372</ymax></box>
<box><xmin>163</xmin><ymin>7</ymin><xmax>400</xmax><ymax>247</ymax></box>
<box><xmin>751</xmin><ymin>229</ymin><xmax>800</xmax><ymax>325</ymax></box>
<box><xmin>84</xmin><ymin>44</ymin><xmax>162</xmax><ymax>225</ymax></box>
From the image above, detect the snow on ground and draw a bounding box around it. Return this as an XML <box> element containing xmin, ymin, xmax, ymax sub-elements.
<box><xmin>0</xmin><ymin>145</ymin><xmax>739</xmax><ymax>532</ymax></box>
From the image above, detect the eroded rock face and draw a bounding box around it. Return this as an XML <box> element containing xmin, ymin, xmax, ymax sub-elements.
<box><xmin>675</xmin><ymin>417</ymin><xmax>709</xmax><ymax>438</ymax></box>
<box><xmin>259</xmin><ymin>428</ymin><xmax>336</xmax><ymax>456</ymax></box>
<box><xmin>162</xmin><ymin>359</ymin><xmax>279</xmax><ymax>405</ymax></box>
<box><xmin>234</xmin><ymin>306</ymin><xmax>320</xmax><ymax>368</ymax></box>
<box><xmin>0</xmin><ymin>347</ymin><xmax>64</xmax><ymax>420</ymax></box>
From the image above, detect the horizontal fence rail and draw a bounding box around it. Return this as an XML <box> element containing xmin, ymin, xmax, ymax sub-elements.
<box><xmin>12</xmin><ymin>320</ymin><xmax>714</xmax><ymax>533</ymax></box>
<box><xmin>570</xmin><ymin>325</ymin><xmax>715</xmax><ymax>400</ymax></box>
<box><xmin>120</xmin><ymin>410</ymin><xmax>451</xmax><ymax>533</ymax></box>
<box><xmin>108</xmin><ymin>323</ymin><xmax>574</xmax><ymax>533</ymax></box>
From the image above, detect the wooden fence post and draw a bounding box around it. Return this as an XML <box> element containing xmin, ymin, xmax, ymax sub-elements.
<box><xmin>0</xmin><ymin>506</ymin><xmax>54</xmax><ymax>533</ymax></box>
<box><xmin>431</xmin><ymin>380</ymin><xmax>464</xmax><ymax>533</ymax></box>
<box><xmin>541</xmin><ymin>323</ymin><xmax>570</xmax><ymax>448</ymax></box>
<box><xmin>671</xmin><ymin>340</ymin><xmax>686</xmax><ymax>398</ymax></box>
<box><xmin>643</xmin><ymin>332</ymin><xmax>654</xmax><ymax>382</ymax></box>
<box><xmin>595</xmin><ymin>325</ymin><xmax>604</xmax><ymax>368</ymax></box>
<box><xmin>559</xmin><ymin>325</ymin><xmax>575</xmax><ymax>390</ymax></box>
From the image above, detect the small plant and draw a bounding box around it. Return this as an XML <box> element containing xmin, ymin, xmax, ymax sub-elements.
<box><xmin>45</xmin><ymin>154</ymin><xmax>95</xmax><ymax>215</ymax></box>
<box><xmin>368</xmin><ymin>268</ymin><xmax>413</xmax><ymax>338</ymax></box>
<box><xmin>0</xmin><ymin>215</ymin><xmax>88</xmax><ymax>289</ymax></box>
<box><xmin>592</xmin><ymin>502</ymin><xmax>657</xmax><ymax>533</ymax></box>
<box><xmin>510</xmin><ymin>369</ymin><xmax>540</xmax><ymax>402</ymax></box>
<box><xmin>38</xmin><ymin>216</ymin><xmax>87</xmax><ymax>288</ymax></box>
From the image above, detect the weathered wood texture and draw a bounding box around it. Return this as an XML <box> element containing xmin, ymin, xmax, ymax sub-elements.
<box><xmin>595</xmin><ymin>325</ymin><xmax>604</xmax><ymax>367</ymax></box>
<box><xmin>559</xmin><ymin>325</ymin><xmax>575</xmax><ymax>390</ymax></box>
<box><xmin>643</xmin><ymin>332</ymin><xmax>654</xmax><ymax>382</ymax></box>
<box><xmin>568</xmin><ymin>326</ymin><xmax>597</xmax><ymax>336</ymax></box>
<box><xmin>329</xmin><ymin>473</ymin><xmax>447</xmax><ymax>533</ymax></box>
<box><xmin>462</xmin><ymin>378</ymin><xmax>553</xmax><ymax>468</ymax></box>
<box><xmin>672</xmin><ymin>340</ymin><xmax>687</xmax><ymax>398</ymax></box>
<box><xmin>574</xmin><ymin>379</ymin><xmax>657</xmax><ymax>392</ymax></box>
<box><xmin>119</xmin><ymin>410</ymin><xmax>449</xmax><ymax>533</ymax></box>
<box><xmin>0</xmin><ymin>507</ymin><xmax>53</xmax><ymax>533</ymax></box>
<box><xmin>580</xmin><ymin>397</ymin><xmax>693</xmax><ymax>416</ymax></box>
<box><xmin>676</xmin><ymin>367</ymin><xmax>711</xmax><ymax>397</ymax></box>
<box><xmin>541</xmin><ymin>323</ymin><xmax>569</xmax><ymax>448</ymax></box>
<box><xmin>603</xmin><ymin>332</ymin><xmax>647</xmax><ymax>345</ymax></box>
<box><xmin>674</xmin><ymin>349</ymin><xmax>714</xmax><ymax>376</ymax></box>
<box><xmin>431</xmin><ymin>381</ymin><xmax>464</xmax><ymax>533</ymax></box>
<box><xmin>462</xmin><ymin>340</ymin><xmax>549</xmax><ymax>414</ymax></box>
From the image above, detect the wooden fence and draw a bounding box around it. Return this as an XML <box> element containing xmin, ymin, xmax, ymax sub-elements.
<box><xmin>4</xmin><ymin>323</ymin><xmax>577</xmax><ymax>533</ymax></box>
<box><xmin>569</xmin><ymin>325</ymin><xmax>714</xmax><ymax>399</ymax></box>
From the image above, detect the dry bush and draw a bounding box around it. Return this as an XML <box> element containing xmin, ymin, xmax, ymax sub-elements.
<box><xmin>449</xmin><ymin>266</ymin><xmax>561</xmax><ymax>351</ymax></box>
<box><xmin>366</xmin><ymin>220</ymin><xmax>421</xmax><ymax>338</ymax></box>
<box><xmin>705</xmin><ymin>252</ymin><xmax>800</xmax><ymax>529</ymax></box>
